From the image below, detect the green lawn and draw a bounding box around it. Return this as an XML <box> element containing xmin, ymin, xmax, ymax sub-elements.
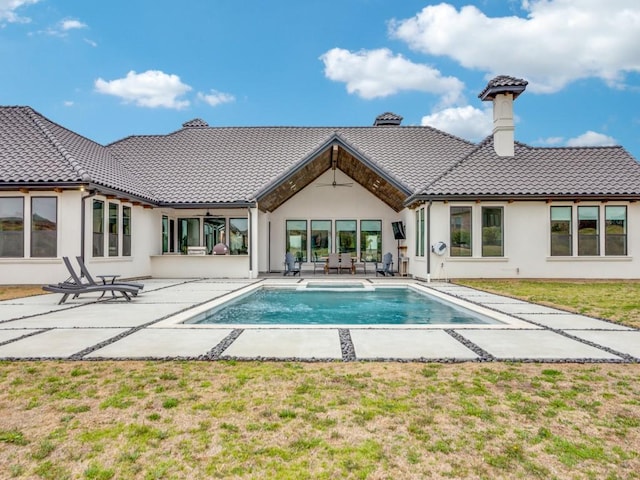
<box><xmin>1</xmin><ymin>361</ymin><xmax>639</xmax><ymax>479</ymax></box>
<box><xmin>455</xmin><ymin>279</ymin><xmax>640</xmax><ymax>329</ymax></box>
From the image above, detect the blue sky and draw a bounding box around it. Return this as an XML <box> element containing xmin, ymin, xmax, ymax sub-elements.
<box><xmin>1</xmin><ymin>0</ymin><xmax>639</xmax><ymax>160</ymax></box>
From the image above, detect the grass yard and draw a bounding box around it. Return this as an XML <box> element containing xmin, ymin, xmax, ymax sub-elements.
<box><xmin>0</xmin><ymin>280</ymin><xmax>639</xmax><ymax>478</ymax></box>
<box><xmin>0</xmin><ymin>286</ymin><xmax>46</xmax><ymax>302</ymax></box>
<box><xmin>1</xmin><ymin>361</ymin><xmax>639</xmax><ymax>480</ymax></box>
<box><xmin>455</xmin><ymin>279</ymin><xmax>640</xmax><ymax>329</ymax></box>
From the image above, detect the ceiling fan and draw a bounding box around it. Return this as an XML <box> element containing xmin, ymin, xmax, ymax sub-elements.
<box><xmin>316</xmin><ymin>145</ymin><xmax>353</xmax><ymax>188</ymax></box>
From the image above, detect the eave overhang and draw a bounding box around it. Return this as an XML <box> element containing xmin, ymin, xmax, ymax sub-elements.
<box><xmin>405</xmin><ymin>192</ymin><xmax>640</xmax><ymax>208</ymax></box>
<box><xmin>0</xmin><ymin>181</ymin><xmax>157</xmax><ymax>208</ymax></box>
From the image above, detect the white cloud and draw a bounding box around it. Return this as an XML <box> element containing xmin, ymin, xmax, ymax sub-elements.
<box><xmin>95</xmin><ymin>70</ymin><xmax>192</xmax><ymax>109</ymax></box>
<box><xmin>60</xmin><ymin>18</ymin><xmax>86</xmax><ymax>31</ymax></box>
<box><xmin>197</xmin><ymin>90</ymin><xmax>235</xmax><ymax>107</ymax></box>
<box><xmin>63</xmin><ymin>100</ymin><xmax>73</xmax><ymax>107</ymax></box>
<box><xmin>84</xmin><ymin>37</ymin><xmax>97</xmax><ymax>47</ymax></box>
<box><xmin>0</xmin><ymin>0</ymin><xmax>39</xmax><ymax>24</ymax></box>
<box><xmin>566</xmin><ymin>131</ymin><xmax>617</xmax><ymax>147</ymax></box>
<box><xmin>421</xmin><ymin>105</ymin><xmax>492</xmax><ymax>141</ymax></box>
<box><xmin>536</xmin><ymin>136</ymin><xmax>565</xmax><ymax>146</ymax></box>
<box><xmin>41</xmin><ymin>18</ymin><xmax>88</xmax><ymax>37</ymax></box>
<box><xmin>320</xmin><ymin>47</ymin><xmax>464</xmax><ymax>105</ymax></box>
<box><xmin>390</xmin><ymin>0</ymin><xmax>640</xmax><ymax>93</ymax></box>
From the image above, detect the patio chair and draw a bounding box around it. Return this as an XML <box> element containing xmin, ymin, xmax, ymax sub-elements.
<box><xmin>75</xmin><ymin>256</ymin><xmax>144</xmax><ymax>291</ymax></box>
<box><xmin>42</xmin><ymin>257</ymin><xmax>141</xmax><ymax>304</ymax></box>
<box><xmin>339</xmin><ymin>252</ymin><xmax>353</xmax><ymax>274</ymax></box>
<box><xmin>326</xmin><ymin>253</ymin><xmax>340</xmax><ymax>274</ymax></box>
<box><xmin>375</xmin><ymin>252</ymin><xmax>394</xmax><ymax>276</ymax></box>
<box><xmin>313</xmin><ymin>252</ymin><xmax>325</xmax><ymax>274</ymax></box>
<box><xmin>283</xmin><ymin>252</ymin><xmax>301</xmax><ymax>276</ymax></box>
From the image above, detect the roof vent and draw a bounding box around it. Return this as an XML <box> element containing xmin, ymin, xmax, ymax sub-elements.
<box><xmin>182</xmin><ymin>118</ymin><xmax>209</xmax><ymax>128</ymax></box>
<box><xmin>373</xmin><ymin>112</ymin><xmax>403</xmax><ymax>127</ymax></box>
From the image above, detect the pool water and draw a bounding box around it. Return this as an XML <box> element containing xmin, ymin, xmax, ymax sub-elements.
<box><xmin>189</xmin><ymin>287</ymin><xmax>499</xmax><ymax>325</ymax></box>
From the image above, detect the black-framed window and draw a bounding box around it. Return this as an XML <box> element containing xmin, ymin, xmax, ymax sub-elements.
<box><xmin>108</xmin><ymin>203</ymin><xmax>119</xmax><ymax>256</ymax></box>
<box><xmin>310</xmin><ymin>220</ymin><xmax>331</xmax><ymax>261</ymax></box>
<box><xmin>92</xmin><ymin>200</ymin><xmax>104</xmax><ymax>257</ymax></box>
<box><xmin>416</xmin><ymin>208</ymin><xmax>424</xmax><ymax>257</ymax></box>
<box><xmin>550</xmin><ymin>206</ymin><xmax>572</xmax><ymax>256</ymax></box>
<box><xmin>336</xmin><ymin>220</ymin><xmax>357</xmax><ymax>256</ymax></box>
<box><xmin>162</xmin><ymin>216</ymin><xmax>169</xmax><ymax>253</ymax></box>
<box><xmin>0</xmin><ymin>197</ymin><xmax>24</xmax><ymax>257</ymax></box>
<box><xmin>450</xmin><ymin>207</ymin><xmax>472</xmax><ymax>257</ymax></box>
<box><xmin>482</xmin><ymin>207</ymin><xmax>503</xmax><ymax>257</ymax></box>
<box><xmin>578</xmin><ymin>206</ymin><xmax>599</xmax><ymax>256</ymax></box>
<box><xmin>178</xmin><ymin>218</ymin><xmax>200</xmax><ymax>254</ymax></box>
<box><xmin>605</xmin><ymin>206</ymin><xmax>627</xmax><ymax>256</ymax></box>
<box><xmin>360</xmin><ymin>220</ymin><xmax>382</xmax><ymax>262</ymax></box>
<box><xmin>122</xmin><ymin>206</ymin><xmax>131</xmax><ymax>257</ymax></box>
<box><xmin>286</xmin><ymin>220</ymin><xmax>307</xmax><ymax>262</ymax></box>
<box><xmin>31</xmin><ymin>197</ymin><xmax>57</xmax><ymax>258</ymax></box>
<box><xmin>204</xmin><ymin>218</ymin><xmax>226</xmax><ymax>255</ymax></box>
<box><xmin>230</xmin><ymin>218</ymin><xmax>248</xmax><ymax>255</ymax></box>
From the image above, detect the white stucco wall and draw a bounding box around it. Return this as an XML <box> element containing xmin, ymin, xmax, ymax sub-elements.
<box><xmin>260</xmin><ymin>169</ymin><xmax>406</xmax><ymax>273</ymax></box>
<box><xmin>421</xmin><ymin>201</ymin><xmax>639</xmax><ymax>279</ymax></box>
<box><xmin>0</xmin><ymin>190</ymin><xmax>83</xmax><ymax>284</ymax></box>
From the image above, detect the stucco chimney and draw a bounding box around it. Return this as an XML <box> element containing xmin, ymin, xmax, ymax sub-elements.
<box><xmin>478</xmin><ymin>75</ymin><xmax>528</xmax><ymax>157</ymax></box>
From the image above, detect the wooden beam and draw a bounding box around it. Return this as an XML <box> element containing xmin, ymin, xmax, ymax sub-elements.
<box><xmin>54</xmin><ymin>187</ymin><xmax>63</xmax><ymax>193</ymax></box>
<box><xmin>19</xmin><ymin>188</ymin><xmax>29</xmax><ymax>194</ymax></box>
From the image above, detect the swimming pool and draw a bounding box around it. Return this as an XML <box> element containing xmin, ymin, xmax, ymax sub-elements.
<box><xmin>187</xmin><ymin>285</ymin><xmax>501</xmax><ymax>326</ymax></box>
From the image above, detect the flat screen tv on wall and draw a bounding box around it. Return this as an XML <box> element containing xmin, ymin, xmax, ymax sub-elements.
<box><xmin>391</xmin><ymin>221</ymin><xmax>406</xmax><ymax>240</ymax></box>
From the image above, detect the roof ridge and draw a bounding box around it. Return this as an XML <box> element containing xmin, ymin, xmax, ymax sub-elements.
<box><xmin>25</xmin><ymin>107</ymin><xmax>92</xmax><ymax>182</ymax></box>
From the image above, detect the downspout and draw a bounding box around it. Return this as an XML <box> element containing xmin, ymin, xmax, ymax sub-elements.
<box><xmin>80</xmin><ymin>189</ymin><xmax>97</xmax><ymax>264</ymax></box>
<box><xmin>426</xmin><ymin>200</ymin><xmax>432</xmax><ymax>283</ymax></box>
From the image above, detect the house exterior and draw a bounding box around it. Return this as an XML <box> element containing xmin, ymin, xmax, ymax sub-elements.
<box><xmin>1</xmin><ymin>76</ymin><xmax>640</xmax><ymax>285</ymax></box>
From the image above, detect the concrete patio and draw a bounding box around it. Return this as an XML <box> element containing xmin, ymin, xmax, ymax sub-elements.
<box><xmin>0</xmin><ymin>278</ymin><xmax>638</xmax><ymax>362</ymax></box>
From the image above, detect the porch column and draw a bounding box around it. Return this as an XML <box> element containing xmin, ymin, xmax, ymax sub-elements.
<box><xmin>249</xmin><ymin>207</ymin><xmax>259</xmax><ymax>279</ymax></box>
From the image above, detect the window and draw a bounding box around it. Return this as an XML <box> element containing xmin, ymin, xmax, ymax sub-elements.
<box><xmin>550</xmin><ymin>206</ymin><xmax>572</xmax><ymax>256</ymax></box>
<box><xmin>92</xmin><ymin>200</ymin><xmax>104</xmax><ymax>257</ymax></box>
<box><xmin>416</xmin><ymin>208</ymin><xmax>424</xmax><ymax>257</ymax></box>
<box><xmin>578</xmin><ymin>206</ymin><xmax>599</xmax><ymax>256</ymax></box>
<box><xmin>450</xmin><ymin>207</ymin><xmax>472</xmax><ymax>257</ymax></box>
<box><xmin>230</xmin><ymin>218</ymin><xmax>248</xmax><ymax>255</ymax></box>
<box><xmin>482</xmin><ymin>207</ymin><xmax>503</xmax><ymax>257</ymax></box>
<box><xmin>336</xmin><ymin>220</ymin><xmax>357</xmax><ymax>256</ymax></box>
<box><xmin>204</xmin><ymin>218</ymin><xmax>226</xmax><ymax>254</ymax></box>
<box><xmin>108</xmin><ymin>203</ymin><xmax>119</xmax><ymax>256</ymax></box>
<box><xmin>162</xmin><ymin>216</ymin><xmax>169</xmax><ymax>253</ymax></box>
<box><xmin>31</xmin><ymin>197</ymin><xmax>57</xmax><ymax>257</ymax></box>
<box><xmin>286</xmin><ymin>220</ymin><xmax>307</xmax><ymax>261</ymax></box>
<box><xmin>178</xmin><ymin>218</ymin><xmax>200</xmax><ymax>254</ymax></box>
<box><xmin>0</xmin><ymin>197</ymin><xmax>24</xmax><ymax>257</ymax></box>
<box><xmin>311</xmin><ymin>220</ymin><xmax>331</xmax><ymax>261</ymax></box>
<box><xmin>122</xmin><ymin>206</ymin><xmax>131</xmax><ymax>257</ymax></box>
<box><xmin>605</xmin><ymin>206</ymin><xmax>627</xmax><ymax>256</ymax></box>
<box><xmin>360</xmin><ymin>220</ymin><xmax>382</xmax><ymax>262</ymax></box>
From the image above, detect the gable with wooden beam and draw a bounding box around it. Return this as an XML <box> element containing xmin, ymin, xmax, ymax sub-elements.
<box><xmin>255</xmin><ymin>138</ymin><xmax>411</xmax><ymax>213</ymax></box>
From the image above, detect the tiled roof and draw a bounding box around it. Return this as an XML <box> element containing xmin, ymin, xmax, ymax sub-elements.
<box><xmin>108</xmin><ymin>125</ymin><xmax>476</xmax><ymax>204</ymax></box>
<box><xmin>0</xmin><ymin>107</ymin><xmax>156</xmax><ymax>201</ymax></box>
<box><xmin>420</xmin><ymin>138</ymin><xmax>640</xmax><ymax>198</ymax></box>
<box><xmin>3</xmin><ymin>106</ymin><xmax>640</xmax><ymax>206</ymax></box>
